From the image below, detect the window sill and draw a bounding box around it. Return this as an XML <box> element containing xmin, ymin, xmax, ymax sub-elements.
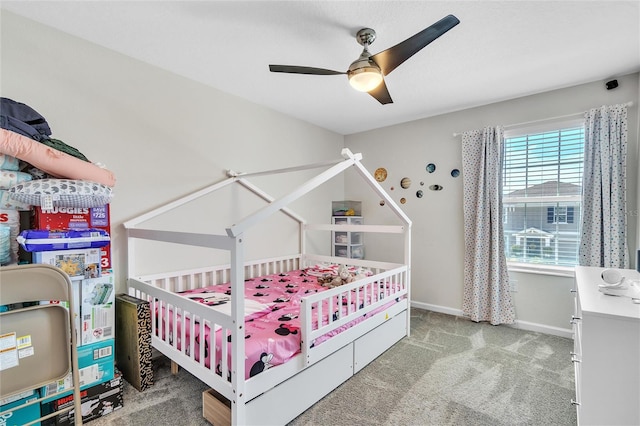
<box><xmin>507</xmin><ymin>262</ymin><xmax>575</xmax><ymax>278</ymax></box>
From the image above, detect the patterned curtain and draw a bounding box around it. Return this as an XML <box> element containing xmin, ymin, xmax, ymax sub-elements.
<box><xmin>579</xmin><ymin>104</ymin><xmax>629</xmax><ymax>268</ymax></box>
<box><xmin>461</xmin><ymin>126</ymin><xmax>515</xmax><ymax>325</ymax></box>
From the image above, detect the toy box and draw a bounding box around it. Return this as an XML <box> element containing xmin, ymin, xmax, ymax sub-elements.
<box><xmin>78</xmin><ymin>275</ymin><xmax>115</xmax><ymax>346</ymax></box>
<box><xmin>32</xmin><ymin>248</ymin><xmax>101</xmax><ymax>280</ymax></box>
<box><xmin>40</xmin><ymin>339</ymin><xmax>115</xmax><ymax>402</ymax></box>
<box><xmin>31</xmin><ymin>205</ymin><xmax>111</xmax><ymax>269</ymax></box>
<box><xmin>40</xmin><ymin>371</ymin><xmax>123</xmax><ymax>425</ymax></box>
<box><xmin>0</xmin><ymin>389</ymin><xmax>41</xmax><ymax>426</ymax></box>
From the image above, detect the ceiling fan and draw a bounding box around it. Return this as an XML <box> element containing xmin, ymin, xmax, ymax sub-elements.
<box><xmin>269</xmin><ymin>14</ymin><xmax>460</xmax><ymax>105</ymax></box>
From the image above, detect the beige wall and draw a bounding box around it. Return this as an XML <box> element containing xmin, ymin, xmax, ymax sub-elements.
<box><xmin>345</xmin><ymin>73</ymin><xmax>640</xmax><ymax>334</ymax></box>
<box><xmin>1</xmin><ymin>11</ymin><xmax>345</xmax><ymax>291</ymax></box>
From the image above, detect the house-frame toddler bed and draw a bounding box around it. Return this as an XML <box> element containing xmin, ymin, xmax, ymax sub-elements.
<box><xmin>124</xmin><ymin>149</ymin><xmax>411</xmax><ymax>425</ymax></box>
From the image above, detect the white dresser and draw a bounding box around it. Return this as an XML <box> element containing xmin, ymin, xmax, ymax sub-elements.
<box><xmin>572</xmin><ymin>266</ymin><xmax>640</xmax><ymax>426</ymax></box>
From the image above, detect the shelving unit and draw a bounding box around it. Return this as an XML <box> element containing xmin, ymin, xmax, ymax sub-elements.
<box><xmin>332</xmin><ymin>216</ymin><xmax>364</xmax><ymax>259</ymax></box>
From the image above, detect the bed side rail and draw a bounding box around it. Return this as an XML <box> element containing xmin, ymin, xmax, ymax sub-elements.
<box><xmin>127</xmin><ymin>277</ymin><xmax>237</xmax><ymax>400</ymax></box>
<box><xmin>301</xmin><ymin>253</ymin><xmax>404</xmax><ymax>275</ymax></box>
<box><xmin>299</xmin><ymin>264</ymin><xmax>409</xmax><ymax>365</ymax></box>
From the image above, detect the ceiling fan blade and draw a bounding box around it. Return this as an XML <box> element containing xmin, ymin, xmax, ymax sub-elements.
<box><xmin>370</xmin><ymin>14</ymin><xmax>460</xmax><ymax>76</ymax></box>
<box><xmin>269</xmin><ymin>65</ymin><xmax>345</xmax><ymax>75</ymax></box>
<box><xmin>368</xmin><ymin>79</ymin><xmax>393</xmax><ymax>105</ymax></box>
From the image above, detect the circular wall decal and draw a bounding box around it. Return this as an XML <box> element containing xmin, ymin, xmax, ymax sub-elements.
<box><xmin>379</xmin><ymin>200</ymin><xmax>385</xmax><ymax>206</ymax></box>
<box><xmin>400</xmin><ymin>177</ymin><xmax>411</xmax><ymax>189</ymax></box>
<box><xmin>426</xmin><ymin>163</ymin><xmax>436</xmax><ymax>173</ymax></box>
<box><xmin>400</xmin><ymin>197</ymin><xmax>406</xmax><ymax>204</ymax></box>
<box><xmin>420</xmin><ymin>181</ymin><xmax>424</xmax><ymax>186</ymax></box>
<box><xmin>416</xmin><ymin>190</ymin><xmax>423</xmax><ymax>198</ymax></box>
<box><xmin>429</xmin><ymin>184</ymin><xmax>444</xmax><ymax>191</ymax></box>
<box><xmin>451</xmin><ymin>169</ymin><xmax>460</xmax><ymax>178</ymax></box>
<box><xmin>374</xmin><ymin>167</ymin><xmax>387</xmax><ymax>182</ymax></box>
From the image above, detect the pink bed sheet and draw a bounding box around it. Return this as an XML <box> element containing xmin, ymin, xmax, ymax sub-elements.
<box><xmin>156</xmin><ymin>268</ymin><xmax>400</xmax><ymax>380</ymax></box>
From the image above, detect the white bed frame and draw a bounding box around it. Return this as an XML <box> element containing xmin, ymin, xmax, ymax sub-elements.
<box><xmin>124</xmin><ymin>149</ymin><xmax>412</xmax><ymax>425</ymax></box>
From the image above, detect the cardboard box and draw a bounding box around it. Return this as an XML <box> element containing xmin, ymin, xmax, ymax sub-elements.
<box><xmin>38</xmin><ymin>275</ymin><xmax>114</xmax><ymax>347</ymax></box>
<box><xmin>32</xmin><ymin>248</ymin><xmax>101</xmax><ymax>280</ymax></box>
<box><xmin>202</xmin><ymin>389</ymin><xmax>231</xmax><ymax>426</ymax></box>
<box><xmin>40</xmin><ymin>339</ymin><xmax>115</xmax><ymax>401</ymax></box>
<box><xmin>115</xmin><ymin>294</ymin><xmax>153</xmax><ymax>391</ymax></box>
<box><xmin>37</xmin><ymin>299</ymin><xmax>80</xmax><ymax>349</ymax></box>
<box><xmin>0</xmin><ymin>390</ymin><xmax>41</xmax><ymax>426</ymax></box>
<box><xmin>78</xmin><ymin>275</ymin><xmax>115</xmax><ymax>345</ymax></box>
<box><xmin>40</xmin><ymin>372</ymin><xmax>123</xmax><ymax>425</ymax></box>
<box><xmin>31</xmin><ymin>205</ymin><xmax>112</xmax><ymax>269</ymax></box>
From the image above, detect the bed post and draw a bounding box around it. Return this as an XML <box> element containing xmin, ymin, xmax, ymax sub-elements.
<box><xmin>404</xmin><ymin>223</ymin><xmax>412</xmax><ymax>337</ymax></box>
<box><xmin>346</xmin><ymin>148</ymin><xmax>412</xmax><ymax>337</ymax></box>
<box><xmin>126</xmin><ymin>227</ymin><xmax>136</xmax><ymax>291</ymax></box>
<box><xmin>230</xmin><ymin>234</ymin><xmax>246</xmax><ymax>425</ymax></box>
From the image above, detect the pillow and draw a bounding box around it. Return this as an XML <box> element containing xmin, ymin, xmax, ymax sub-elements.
<box><xmin>0</xmin><ymin>170</ymin><xmax>32</xmax><ymax>190</ymax></box>
<box><xmin>8</xmin><ymin>178</ymin><xmax>113</xmax><ymax>208</ymax></box>
<box><xmin>0</xmin><ymin>129</ymin><xmax>116</xmax><ymax>187</ymax></box>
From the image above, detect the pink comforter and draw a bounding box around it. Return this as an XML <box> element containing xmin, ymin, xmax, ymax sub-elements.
<box><xmin>157</xmin><ymin>268</ymin><xmax>398</xmax><ymax>379</ymax></box>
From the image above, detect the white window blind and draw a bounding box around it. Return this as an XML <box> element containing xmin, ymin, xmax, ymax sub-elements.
<box><xmin>502</xmin><ymin>121</ymin><xmax>584</xmax><ymax>267</ymax></box>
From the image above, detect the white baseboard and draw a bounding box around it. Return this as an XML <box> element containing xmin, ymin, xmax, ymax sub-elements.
<box><xmin>411</xmin><ymin>301</ymin><xmax>463</xmax><ymax>317</ymax></box>
<box><xmin>410</xmin><ymin>301</ymin><xmax>573</xmax><ymax>339</ymax></box>
<box><xmin>509</xmin><ymin>319</ymin><xmax>573</xmax><ymax>339</ymax></box>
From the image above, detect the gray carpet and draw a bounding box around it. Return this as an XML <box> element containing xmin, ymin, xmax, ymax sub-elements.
<box><xmin>90</xmin><ymin>309</ymin><xmax>577</xmax><ymax>426</ymax></box>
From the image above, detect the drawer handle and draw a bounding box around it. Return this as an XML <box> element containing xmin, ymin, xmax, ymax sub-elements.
<box><xmin>570</xmin><ymin>289</ymin><xmax>577</xmax><ymax>293</ymax></box>
<box><xmin>571</xmin><ymin>399</ymin><xmax>580</xmax><ymax>406</ymax></box>
<box><xmin>571</xmin><ymin>354</ymin><xmax>581</xmax><ymax>363</ymax></box>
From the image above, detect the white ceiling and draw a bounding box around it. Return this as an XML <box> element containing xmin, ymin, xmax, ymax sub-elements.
<box><xmin>2</xmin><ymin>1</ymin><xmax>639</xmax><ymax>135</ymax></box>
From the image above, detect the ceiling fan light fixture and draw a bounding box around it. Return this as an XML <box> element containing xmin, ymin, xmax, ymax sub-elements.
<box><xmin>268</xmin><ymin>15</ymin><xmax>460</xmax><ymax>104</ymax></box>
<box><xmin>348</xmin><ymin>66</ymin><xmax>383</xmax><ymax>92</ymax></box>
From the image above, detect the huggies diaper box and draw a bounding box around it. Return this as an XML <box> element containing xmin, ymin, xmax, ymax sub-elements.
<box><xmin>31</xmin><ymin>205</ymin><xmax>111</xmax><ymax>269</ymax></box>
<box><xmin>40</xmin><ymin>369</ymin><xmax>123</xmax><ymax>425</ymax></box>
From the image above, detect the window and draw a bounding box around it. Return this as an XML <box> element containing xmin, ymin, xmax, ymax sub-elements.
<box><xmin>548</xmin><ymin>206</ymin><xmax>574</xmax><ymax>224</ymax></box>
<box><xmin>502</xmin><ymin>120</ymin><xmax>584</xmax><ymax>267</ymax></box>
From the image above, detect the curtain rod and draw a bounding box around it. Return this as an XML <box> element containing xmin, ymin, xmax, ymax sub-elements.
<box><xmin>452</xmin><ymin>101</ymin><xmax>634</xmax><ymax>137</ymax></box>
